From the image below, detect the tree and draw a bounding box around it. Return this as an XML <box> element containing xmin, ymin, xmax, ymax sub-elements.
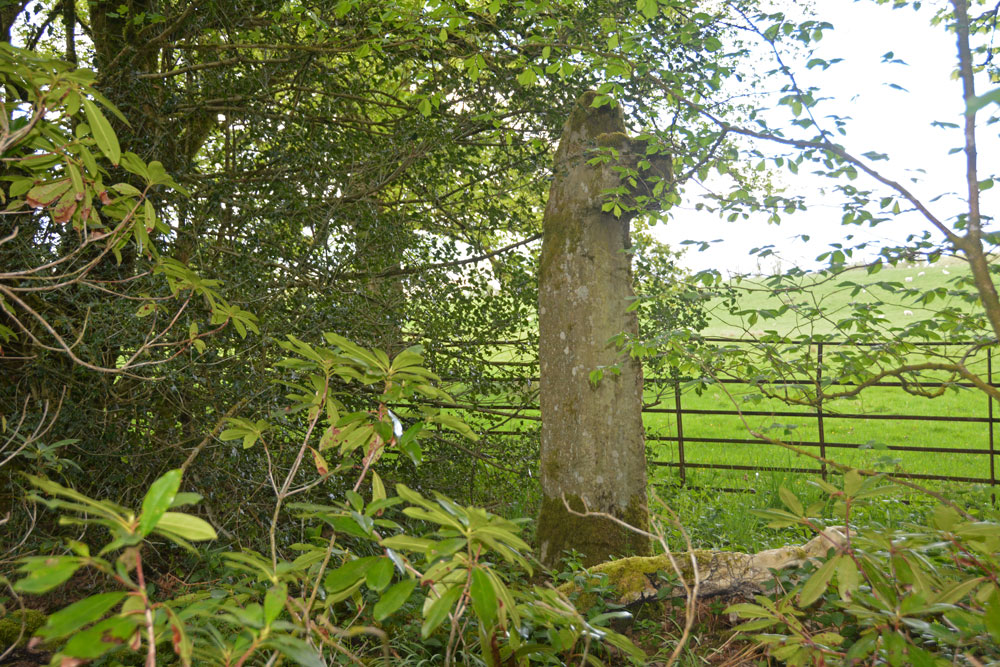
<box><xmin>3</xmin><ymin>0</ymin><xmax>750</xmax><ymax>541</ymax></box>
<box><xmin>0</xmin><ymin>43</ymin><xmax>253</xmax><ymax>531</ymax></box>
<box><xmin>631</xmin><ymin>0</ymin><xmax>1000</xmax><ymax>492</ymax></box>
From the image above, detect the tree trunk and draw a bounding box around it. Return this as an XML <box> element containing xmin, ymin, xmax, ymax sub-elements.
<box><xmin>536</xmin><ymin>91</ymin><xmax>668</xmax><ymax>567</ymax></box>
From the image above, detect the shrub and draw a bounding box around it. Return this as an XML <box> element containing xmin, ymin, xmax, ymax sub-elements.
<box><xmin>728</xmin><ymin>471</ymin><xmax>1000</xmax><ymax>665</ymax></box>
<box><xmin>12</xmin><ymin>337</ymin><xmax>643</xmax><ymax>666</ymax></box>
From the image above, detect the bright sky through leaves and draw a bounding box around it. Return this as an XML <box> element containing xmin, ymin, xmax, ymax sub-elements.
<box><xmin>658</xmin><ymin>1</ymin><xmax>1000</xmax><ymax>275</ymax></box>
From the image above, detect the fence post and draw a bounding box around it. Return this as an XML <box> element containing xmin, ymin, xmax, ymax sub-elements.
<box><xmin>990</xmin><ymin>346</ymin><xmax>996</xmax><ymax>503</ymax></box>
<box><xmin>674</xmin><ymin>379</ymin><xmax>686</xmax><ymax>486</ymax></box>
<box><xmin>817</xmin><ymin>342</ymin><xmax>827</xmax><ymax>479</ymax></box>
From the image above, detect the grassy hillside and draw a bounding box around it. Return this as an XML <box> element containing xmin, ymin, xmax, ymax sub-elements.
<box><xmin>700</xmin><ymin>258</ymin><xmax>977</xmax><ymax>338</ymax></box>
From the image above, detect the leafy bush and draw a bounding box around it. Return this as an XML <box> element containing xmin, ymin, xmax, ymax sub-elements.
<box><xmin>13</xmin><ymin>337</ymin><xmax>642</xmax><ymax>666</ymax></box>
<box><xmin>728</xmin><ymin>471</ymin><xmax>1000</xmax><ymax>665</ymax></box>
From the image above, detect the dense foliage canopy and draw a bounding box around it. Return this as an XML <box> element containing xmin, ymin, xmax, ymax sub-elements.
<box><xmin>7</xmin><ymin>0</ymin><xmax>1000</xmax><ymax>663</ymax></box>
<box><xmin>1</xmin><ymin>0</ymin><xmax>736</xmax><ymax>540</ymax></box>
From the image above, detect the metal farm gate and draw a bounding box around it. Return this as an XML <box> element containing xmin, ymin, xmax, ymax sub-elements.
<box><xmin>432</xmin><ymin>338</ymin><xmax>1000</xmax><ymax>490</ymax></box>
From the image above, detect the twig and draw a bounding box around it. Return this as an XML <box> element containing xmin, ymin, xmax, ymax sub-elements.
<box><xmin>560</xmin><ymin>493</ymin><xmax>700</xmax><ymax>666</ymax></box>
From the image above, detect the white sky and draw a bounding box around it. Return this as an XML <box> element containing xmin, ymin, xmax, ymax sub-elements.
<box><xmin>656</xmin><ymin>0</ymin><xmax>1000</xmax><ymax>275</ymax></box>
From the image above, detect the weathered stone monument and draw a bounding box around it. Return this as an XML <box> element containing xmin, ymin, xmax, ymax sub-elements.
<box><xmin>536</xmin><ymin>91</ymin><xmax>671</xmax><ymax>567</ymax></box>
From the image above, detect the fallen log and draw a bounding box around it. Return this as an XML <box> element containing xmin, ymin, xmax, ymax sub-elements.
<box><xmin>557</xmin><ymin>528</ymin><xmax>847</xmax><ymax>606</ymax></box>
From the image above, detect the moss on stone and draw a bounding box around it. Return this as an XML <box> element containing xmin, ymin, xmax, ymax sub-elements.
<box><xmin>562</xmin><ymin>92</ymin><xmax>625</xmax><ymax>146</ymax></box>
<box><xmin>594</xmin><ymin>131</ymin><xmax>630</xmax><ymax>150</ymax></box>
<box><xmin>558</xmin><ymin>550</ymin><xmax>755</xmax><ymax>604</ymax></box>
<box><xmin>537</xmin><ymin>493</ymin><xmax>649</xmax><ymax>568</ymax></box>
<box><xmin>556</xmin><ymin>529</ymin><xmax>848</xmax><ymax>611</ymax></box>
<box><xmin>0</xmin><ymin>608</ymin><xmax>46</xmax><ymax>648</ymax></box>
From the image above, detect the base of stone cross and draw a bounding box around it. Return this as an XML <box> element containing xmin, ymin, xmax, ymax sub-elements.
<box><xmin>557</xmin><ymin>528</ymin><xmax>847</xmax><ymax>606</ymax></box>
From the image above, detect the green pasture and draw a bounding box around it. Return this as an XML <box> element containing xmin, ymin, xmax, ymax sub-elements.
<box><xmin>702</xmin><ymin>258</ymin><xmax>975</xmax><ymax>338</ymax></box>
<box><xmin>445</xmin><ymin>258</ymin><xmax>1000</xmax><ymax>548</ymax></box>
<box><xmin>644</xmin><ymin>377</ymin><xmax>996</xmax><ymax>482</ymax></box>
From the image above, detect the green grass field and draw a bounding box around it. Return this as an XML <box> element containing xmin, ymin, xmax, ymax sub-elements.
<box><xmin>649</xmin><ymin>260</ymin><xmax>996</xmax><ymax>488</ymax></box>
<box><xmin>448</xmin><ymin>259</ymin><xmax>1000</xmax><ymax>548</ymax></box>
<box><xmin>701</xmin><ymin>258</ymin><xmax>975</xmax><ymax>338</ymax></box>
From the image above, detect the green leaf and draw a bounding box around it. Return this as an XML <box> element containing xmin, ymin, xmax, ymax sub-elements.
<box><xmin>366</xmin><ymin>557</ymin><xmax>395</xmax><ymax>592</ymax></box>
<box><xmin>778</xmin><ymin>486</ymin><xmax>804</xmax><ymax>516</ymax></box>
<box><xmin>67</xmin><ymin>162</ymin><xmax>85</xmax><ymax>195</ymax></box>
<box><xmin>845</xmin><ymin>633</ymin><xmax>877</xmax><ymax>662</ymax></box>
<box><xmin>264</xmin><ymin>583</ymin><xmax>287</xmax><ymax>625</ymax></box>
<box><xmin>636</xmin><ymin>0</ymin><xmax>657</xmax><ymax>19</ymax></box>
<box><xmin>325</xmin><ymin>556</ymin><xmax>380</xmax><ymax>593</ymax></box>
<box><xmin>374</xmin><ymin>578</ymin><xmax>417</xmax><ymax>621</ymax></box>
<box><xmin>37</xmin><ymin>592</ymin><xmax>127</xmax><ymax>639</ymax></box>
<box><xmin>264</xmin><ymin>635</ymin><xmax>325</xmax><ymax>667</ymax></box>
<box><xmin>111</xmin><ymin>182</ymin><xmax>143</xmax><ymax>197</ymax></box>
<box><xmin>120</xmin><ymin>152</ymin><xmax>148</xmax><ymax>179</ymax></box>
<box><xmin>967</xmin><ymin>86</ymin><xmax>1000</xmax><ymax>115</ymax></box>
<box><xmin>139</xmin><ymin>469</ymin><xmax>182</xmax><ymax>536</ymax></box>
<box><xmin>599</xmin><ymin>627</ymin><xmax>645</xmax><ymax>661</ymax></box>
<box><xmin>25</xmin><ymin>179</ymin><xmax>72</xmax><ymax>208</ymax></box>
<box><xmin>24</xmin><ymin>474</ymin><xmax>127</xmax><ymax>521</ymax></box>
<box><xmin>372</xmin><ymin>470</ymin><xmax>386</xmax><ymax>502</ymax></box>
<box><xmin>223</xmin><ymin>550</ymin><xmax>275</xmax><ymax>579</ymax></box>
<box><xmin>61</xmin><ymin>616</ymin><xmax>139</xmax><ymax>659</ymax></box>
<box><xmin>421</xmin><ymin>584</ymin><xmax>463</xmax><ymax>638</ymax></box>
<box><xmin>430</xmin><ymin>412</ymin><xmax>479</xmax><ymax>441</ymax></box>
<box><xmin>985</xmin><ymin>589</ymin><xmax>1000</xmax><ymax>643</ymax></box>
<box><xmin>734</xmin><ymin>617</ymin><xmax>778</xmax><ymax>631</ymax></box>
<box><xmin>15</xmin><ymin>556</ymin><xmax>85</xmax><ymax>593</ymax></box>
<box><xmin>843</xmin><ymin>470</ymin><xmax>863</xmax><ymax>497</ymax></box>
<box><xmin>469</xmin><ymin>568</ymin><xmax>497</xmax><ymax>629</ymax></box>
<box><xmin>798</xmin><ymin>554</ymin><xmax>839</xmax><ymax>606</ymax></box>
<box><xmin>936</xmin><ymin>575</ymin><xmax>983</xmax><ymax>605</ymax></box>
<box><xmin>725</xmin><ymin>602</ymin><xmax>772</xmax><ymax>618</ymax></box>
<box><xmin>836</xmin><ymin>554</ymin><xmax>860</xmax><ymax>599</ymax></box>
<box><xmin>154</xmin><ymin>512</ymin><xmax>217</xmax><ymax>541</ymax></box>
<box><xmin>146</xmin><ymin>160</ymin><xmax>169</xmax><ymax>185</ymax></box>
<box><xmin>163</xmin><ymin>605</ymin><xmax>192</xmax><ymax>665</ymax></box>
<box><xmin>170</xmin><ymin>492</ymin><xmax>202</xmax><ymax>508</ymax></box>
<box><xmin>380</xmin><ymin>534</ymin><xmax>436</xmax><ymax>552</ymax></box>
<box><xmin>82</xmin><ymin>98</ymin><xmax>121</xmax><ymax>165</ymax></box>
